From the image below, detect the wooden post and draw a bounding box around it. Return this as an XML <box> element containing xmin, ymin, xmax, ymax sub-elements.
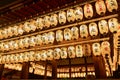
<box><xmin>44</xmin><ymin>61</ymin><xmax>47</xmax><ymax>80</ymax></box>
<box><xmin>20</xmin><ymin>62</ymin><xmax>30</xmax><ymax>79</ymax></box>
<box><xmin>69</xmin><ymin>58</ymin><xmax>71</xmax><ymax>79</ymax></box>
<box><xmin>0</xmin><ymin>64</ymin><xmax>4</xmax><ymax>79</ymax></box>
<box><xmin>51</xmin><ymin>60</ymin><xmax>57</xmax><ymax>79</ymax></box>
<box><xmin>93</xmin><ymin>56</ymin><xmax>107</xmax><ymax>79</ymax></box>
<box><xmin>84</xmin><ymin>57</ymin><xmax>88</xmax><ymax>76</ymax></box>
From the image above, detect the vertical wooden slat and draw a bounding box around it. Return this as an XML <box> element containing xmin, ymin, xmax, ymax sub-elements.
<box><xmin>44</xmin><ymin>61</ymin><xmax>47</xmax><ymax>80</ymax></box>
<box><xmin>93</xmin><ymin>56</ymin><xmax>107</xmax><ymax>78</ymax></box>
<box><xmin>52</xmin><ymin>60</ymin><xmax>57</xmax><ymax>79</ymax></box>
<box><xmin>69</xmin><ymin>58</ymin><xmax>71</xmax><ymax>79</ymax></box>
<box><xmin>0</xmin><ymin>64</ymin><xmax>4</xmax><ymax>79</ymax></box>
<box><xmin>20</xmin><ymin>62</ymin><xmax>30</xmax><ymax>79</ymax></box>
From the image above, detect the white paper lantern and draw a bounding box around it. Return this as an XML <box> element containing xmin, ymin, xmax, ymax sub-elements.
<box><xmin>41</xmin><ymin>50</ymin><xmax>47</xmax><ymax>61</ymax></box>
<box><xmin>1</xmin><ymin>56</ymin><xmax>6</xmax><ymax>64</ymax></box>
<box><xmin>13</xmin><ymin>25</ymin><xmax>19</xmax><ymax>36</ymax></box>
<box><xmin>34</xmin><ymin>51</ymin><xmax>41</xmax><ymax>61</ymax></box>
<box><xmin>92</xmin><ymin>43</ymin><xmax>101</xmax><ymax>56</ymax></box>
<box><xmin>75</xmin><ymin>45</ymin><xmax>83</xmax><ymax>57</ymax></box>
<box><xmin>83</xmin><ymin>44</ymin><xmax>91</xmax><ymax>56</ymax></box>
<box><xmin>13</xmin><ymin>54</ymin><xmax>18</xmax><ymax>63</ymax></box>
<box><xmin>58</xmin><ymin>11</ymin><xmax>66</xmax><ymax>25</ymax></box>
<box><xmin>36</xmin><ymin>34</ymin><xmax>42</xmax><ymax>46</ymax></box>
<box><xmin>0</xmin><ymin>43</ymin><xmax>5</xmax><ymax>52</ymax></box>
<box><xmin>64</xmin><ymin>28</ymin><xmax>72</xmax><ymax>41</ymax></box>
<box><xmin>84</xmin><ymin>3</ymin><xmax>93</xmax><ymax>19</ymax></box>
<box><xmin>50</xmin><ymin>14</ymin><xmax>58</xmax><ymax>27</ymax></box>
<box><xmin>47</xmin><ymin>49</ymin><xmax>53</xmax><ymax>60</ymax></box>
<box><xmin>24</xmin><ymin>52</ymin><xmax>29</xmax><ymax>62</ymax></box>
<box><xmin>0</xmin><ymin>30</ymin><xmax>3</xmax><ymax>39</ymax></box>
<box><xmin>80</xmin><ymin>24</ymin><xmax>88</xmax><ymax>38</ymax></box>
<box><xmin>98</xmin><ymin>19</ymin><xmax>109</xmax><ymax>34</ymax></box>
<box><xmin>7</xmin><ymin>27</ymin><xmax>13</xmax><ymax>37</ymax></box>
<box><xmin>95</xmin><ymin>0</ymin><xmax>106</xmax><ymax>15</ymax></box>
<box><xmin>71</xmin><ymin>26</ymin><xmax>79</xmax><ymax>40</ymax></box>
<box><xmin>29</xmin><ymin>36</ymin><xmax>36</xmax><ymax>47</ymax></box>
<box><xmin>13</xmin><ymin>40</ymin><xmax>19</xmax><ymax>50</ymax></box>
<box><xmin>35</xmin><ymin>17</ymin><xmax>44</xmax><ymax>30</ymax></box>
<box><xmin>101</xmin><ymin>41</ymin><xmax>110</xmax><ymax>56</ymax></box>
<box><xmin>28</xmin><ymin>51</ymin><xmax>35</xmax><ymax>61</ymax></box>
<box><xmin>67</xmin><ymin>8</ymin><xmax>75</xmax><ymax>22</ymax></box>
<box><xmin>29</xmin><ymin>19</ymin><xmax>37</xmax><ymax>32</ymax></box>
<box><xmin>17</xmin><ymin>24</ymin><xmax>24</xmax><ymax>35</ymax></box>
<box><xmin>54</xmin><ymin>48</ymin><xmax>61</xmax><ymax>59</ymax></box>
<box><xmin>8</xmin><ymin>41</ymin><xmax>14</xmax><ymax>50</ymax></box>
<box><xmin>2</xmin><ymin>29</ymin><xmax>8</xmax><ymax>38</ymax></box>
<box><xmin>23</xmin><ymin>21</ymin><xmax>31</xmax><ymax>33</ymax></box>
<box><xmin>61</xmin><ymin>47</ymin><xmax>67</xmax><ymax>59</ymax></box>
<box><xmin>10</xmin><ymin>54</ymin><xmax>14</xmax><ymax>63</ymax></box>
<box><xmin>47</xmin><ymin>32</ymin><xmax>55</xmax><ymax>44</ymax></box>
<box><xmin>68</xmin><ymin>46</ymin><xmax>76</xmax><ymax>58</ymax></box>
<box><xmin>4</xmin><ymin>42</ymin><xmax>9</xmax><ymax>51</ymax></box>
<box><xmin>106</xmin><ymin>0</ymin><xmax>118</xmax><ymax>12</ymax></box>
<box><xmin>56</xmin><ymin>30</ymin><xmax>63</xmax><ymax>42</ymax></box>
<box><xmin>89</xmin><ymin>22</ymin><xmax>98</xmax><ymax>37</ymax></box>
<box><xmin>23</xmin><ymin>37</ymin><xmax>30</xmax><ymax>48</ymax></box>
<box><xmin>108</xmin><ymin>18</ymin><xmax>118</xmax><ymax>33</ymax></box>
<box><xmin>18</xmin><ymin>39</ymin><xmax>24</xmax><ymax>49</ymax></box>
<box><xmin>19</xmin><ymin>53</ymin><xmax>24</xmax><ymax>62</ymax></box>
<box><xmin>42</xmin><ymin>33</ymin><xmax>48</xmax><ymax>45</ymax></box>
<box><xmin>74</xmin><ymin>6</ymin><xmax>83</xmax><ymax>21</ymax></box>
<box><xmin>43</xmin><ymin>16</ymin><xmax>51</xmax><ymax>28</ymax></box>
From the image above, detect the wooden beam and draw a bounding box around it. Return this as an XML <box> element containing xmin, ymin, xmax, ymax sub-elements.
<box><xmin>0</xmin><ymin>64</ymin><xmax>4</xmax><ymax>79</ymax></box>
<box><xmin>51</xmin><ymin>60</ymin><xmax>57</xmax><ymax>79</ymax></box>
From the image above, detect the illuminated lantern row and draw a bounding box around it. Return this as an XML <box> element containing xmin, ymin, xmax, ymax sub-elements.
<box><xmin>0</xmin><ymin>0</ymin><xmax>118</xmax><ymax>40</ymax></box>
<box><xmin>0</xmin><ymin>41</ymin><xmax>110</xmax><ymax>64</ymax></box>
<box><xmin>0</xmin><ymin>18</ymin><xmax>118</xmax><ymax>52</ymax></box>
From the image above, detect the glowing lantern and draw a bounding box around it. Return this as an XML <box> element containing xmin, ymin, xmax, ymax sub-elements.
<box><xmin>74</xmin><ymin>6</ymin><xmax>83</xmax><ymax>21</ymax></box>
<box><xmin>29</xmin><ymin>36</ymin><xmax>36</xmax><ymax>47</ymax></box>
<box><xmin>50</xmin><ymin>14</ymin><xmax>58</xmax><ymax>27</ymax></box>
<box><xmin>41</xmin><ymin>50</ymin><xmax>47</xmax><ymax>61</ymax></box>
<box><xmin>80</xmin><ymin>24</ymin><xmax>88</xmax><ymax>38</ymax></box>
<box><xmin>106</xmin><ymin>0</ymin><xmax>118</xmax><ymax>12</ymax></box>
<box><xmin>47</xmin><ymin>32</ymin><xmax>55</xmax><ymax>44</ymax></box>
<box><xmin>0</xmin><ymin>43</ymin><xmax>5</xmax><ymax>52</ymax></box>
<box><xmin>83</xmin><ymin>44</ymin><xmax>91</xmax><ymax>56</ymax></box>
<box><xmin>61</xmin><ymin>47</ymin><xmax>67</xmax><ymax>59</ymax></box>
<box><xmin>95</xmin><ymin>0</ymin><xmax>106</xmax><ymax>15</ymax></box>
<box><xmin>10</xmin><ymin>54</ymin><xmax>14</xmax><ymax>63</ymax></box>
<box><xmin>43</xmin><ymin>16</ymin><xmax>51</xmax><ymax>28</ymax></box>
<box><xmin>23</xmin><ymin>21</ymin><xmax>31</xmax><ymax>33</ymax></box>
<box><xmin>13</xmin><ymin>40</ymin><xmax>19</xmax><ymax>50</ymax></box>
<box><xmin>35</xmin><ymin>17</ymin><xmax>44</xmax><ymax>30</ymax></box>
<box><xmin>24</xmin><ymin>52</ymin><xmax>29</xmax><ymax>62</ymax></box>
<box><xmin>13</xmin><ymin>54</ymin><xmax>18</xmax><ymax>63</ymax></box>
<box><xmin>47</xmin><ymin>49</ymin><xmax>53</xmax><ymax>60</ymax></box>
<box><xmin>108</xmin><ymin>18</ymin><xmax>118</xmax><ymax>33</ymax></box>
<box><xmin>56</xmin><ymin>30</ymin><xmax>63</xmax><ymax>42</ymax></box>
<box><xmin>12</xmin><ymin>25</ymin><xmax>18</xmax><ymax>36</ymax></box>
<box><xmin>17</xmin><ymin>24</ymin><xmax>24</xmax><ymax>35</ymax></box>
<box><xmin>67</xmin><ymin>8</ymin><xmax>75</xmax><ymax>22</ymax></box>
<box><xmin>58</xmin><ymin>11</ymin><xmax>66</xmax><ymax>25</ymax></box>
<box><xmin>92</xmin><ymin>43</ymin><xmax>101</xmax><ymax>56</ymax></box>
<box><xmin>64</xmin><ymin>28</ymin><xmax>72</xmax><ymax>41</ymax></box>
<box><xmin>6</xmin><ymin>55</ymin><xmax>10</xmax><ymax>63</ymax></box>
<box><xmin>23</xmin><ymin>37</ymin><xmax>30</xmax><ymax>48</ymax></box>
<box><xmin>89</xmin><ymin>22</ymin><xmax>98</xmax><ymax>37</ymax></box>
<box><xmin>36</xmin><ymin>34</ymin><xmax>42</xmax><ymax>46</ymax></box>
<box><xmin>71</xmin><ymin>26</ymin><xmax>79</xmax><ymax>40</ymax></box>
<box><xmin>0</xmin><ymin>30</ymin><xmax>3</xmax><ymax>39</ymax></box>
<box><xmin>68</xmin><ymin>46</ymin><xmax>76</xmax><ymax>58</ymax></box>
<box><xmin>29</xmin><ymin>19</ymin><xmax>37</xmax><ymax>32</ymax></box>
<box><xmin>4</xmin><ymin>42</ymin><xmax>9</xmax><ymax>51</ymax></box>
<box><xmin>53</xmin><ymin>48</ymin><xmax>61</xmax><ymax>59</ymax></box>
<box><xmin>101</xmin><ymin>41</ymin><xmax>110</xmax><ymax>56</ymax></box>
<box><xmin>18</xmin><ymin>39</ymin><xmax>24</xmax><ymax>49</ymax></box>
<box><xmin>2</xmin><ymin>28</ymin><xmax>8</xmax><ymax>38</ymax></box>
<box><xmin>84</xmin><ymin>3</ymin><xmax>93</xmax><ymax>19</ymax></box>
<box><xmin>34</xmin><ymin>51</ymin><xmax>41</xmax><ymax>61</ymax></box>
<box><xmin>28</xmin><ymin>51</ymin><xmax>35</xmax><ymax>61</ymax></box>
<box><xmin>76</xmin><ymin>45</ymin><xmax>83</xmax><ymax>57</ymax></box>
<box><xmin>7</xmin><ymin>27</ymin><xmax>13</xmax><ymax>37</ymax></box>
<box><xmin>2</xmin><ymin>56</ymin><xmax>6</xmax><ymax>64</ymax></box>
<box><xmin>42</xmin><ymin>33</ymin><xmax>48</xmax><ymax>45</ymax></box>
<box><xmin>19</xmin><ymin>53</ymin><xmax>24</xmax><ymax>62</ymax></box>
<box><xmin>98</xmin><ymin>20</ymin><xmax>109</xmax><ymax>34</ymax></box>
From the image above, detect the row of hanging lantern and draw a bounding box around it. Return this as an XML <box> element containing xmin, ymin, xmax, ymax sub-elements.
<box><xmin>0</xmin><ymin>41</ymin><xmax>110</xmax><ymax>64</ymax></box>
<box><xmin>0</xmin><ymin>18</ymin><xmax>118</xmax><ymax>52</ymax></box>
<box><xmin>0</xmin><ymin>0</ymin><xmax>118</xmax><ymax>40</ymax></box>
